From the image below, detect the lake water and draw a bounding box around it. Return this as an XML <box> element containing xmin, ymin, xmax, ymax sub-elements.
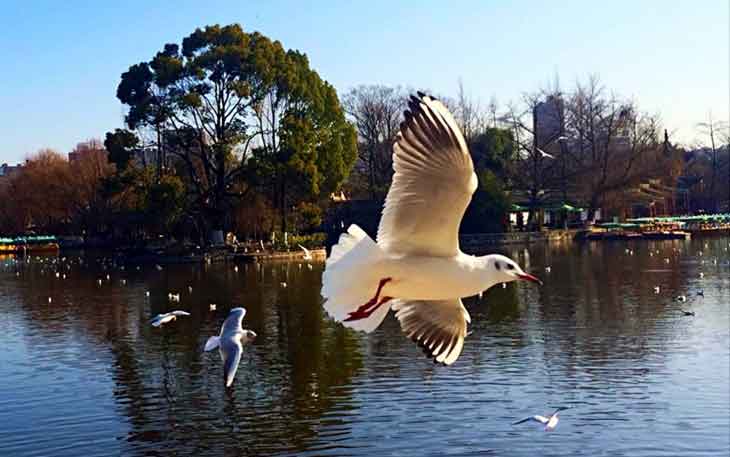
<box><xmin>0</xmin><ymin>237</ymin><xmax>728</xmax><ymax>456</ymax></box>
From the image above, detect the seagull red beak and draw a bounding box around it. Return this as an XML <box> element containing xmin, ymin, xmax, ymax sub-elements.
<box><xmin>518</xmin><ymin>273</ymin><xmax>543</xmax><ymax>286</ymax></box>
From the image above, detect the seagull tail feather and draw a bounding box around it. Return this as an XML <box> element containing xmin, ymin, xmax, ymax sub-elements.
<box><xmin>321</xmin><ymin>224</ymin><xmax>388</xmax><ymax>333</ymax></box>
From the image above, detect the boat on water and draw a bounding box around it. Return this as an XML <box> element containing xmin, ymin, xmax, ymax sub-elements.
<box><xmin>0</xmin><ymin>236</ymin><xmax>60</xmax><ymax>254</ymax></box>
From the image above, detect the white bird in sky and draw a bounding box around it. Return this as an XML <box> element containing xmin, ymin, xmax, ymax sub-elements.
<box><xmin>535</xmin><ymin>147</ymin><xmax>555</xmax><ymax>159</ymax></box>
<box><xmin>654</xmin><ymin>286</ymin><xmax>660</xmax><ymax>294</ymax></box>
<box><xmin>168</xmin><ymin>292</ymin><xmax>180</xmax><ymax>302</ymax></box>
<box><xmin>321</xmin><ymin>93</ymin><xmax>541</xmax><ymax>366</ymax></box>
<box><xmin>513</xmin><ymin>407</ymin><xmax>569</xmax><ymax>431</ymax></box>
<box><xmin>150</xmin><ymin>310</ymin><xmax>190</xmax><ymax>327</ymax></box>
<box><xmin>298</xmin><ymin>244</ymin><xmax>313</xmax><ymax>261</ymax></box>
<box><xmin>209</xmin><ymin>303</ymin><xmax>217</xmax><ymax>311</ymax></box>
<box><xmin>204</xmin><ymin>307</ymin><xmax>256</xmax><ymax>387</ymax></box>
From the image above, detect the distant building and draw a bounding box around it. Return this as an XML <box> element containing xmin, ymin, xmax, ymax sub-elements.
<box><xmin>68</xmin><ymin>140</ymin><xmax>108</xmax><ymax>166</ymax></box>
<box><xmin>0</xmin><ymin>162</ymin><xmax>23</xmax><ymax>181</ymax></box>
<box><xmin>533</xmin><ymin>95</ymin><xmax>564</xmax><ymax>147</ymax></box>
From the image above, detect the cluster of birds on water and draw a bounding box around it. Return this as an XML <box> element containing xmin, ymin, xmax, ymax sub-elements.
<box><xmin>639</xmin><ymin>242</ymin><xmax>724</xmax><ymax>318</ymax></box>
<box><xmin>5</xmin><ymin>94</ymin><xmax>730</xmax><ymax>433</ymax></box>
<box><xmin>4</xmin><ymin>244</ymin><xmax>317</xmax><ymax>389</ymax></box>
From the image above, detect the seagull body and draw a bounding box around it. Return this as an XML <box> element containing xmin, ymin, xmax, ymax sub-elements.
<box><xmin>513</xmin><ymin>407</ymin><xmax>569</xmax><ymax>431</ymax></box>
<box><xmin>299</xmin><ymin>244</ymin><xmax>313</xmax><ymax>261</ymax></box>
<box><xmin>168</xmin><ymin>293</ymin><xmax>180</xmax><ymax>302</ymax></box>
<box><xmin>321</xmin><ymin>93</ymin><xmax>541</xmax><ymax>366</ymax></box>
<box><xmin>204</xmin><ymin>307</ymin><xmax>256</xmax><ymax>387</ymax></box>
<box><xmin>150</xmin><ymin>310</ymin><xmax>190</xmax><ymax>327</ymax></box>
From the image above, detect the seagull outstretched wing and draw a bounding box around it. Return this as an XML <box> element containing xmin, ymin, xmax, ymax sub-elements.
<box><xmin>392</xmin><ymin>298</ymin><xmax>471</xmax><ymax>365</ymax></box>
<box><xmin>220</xmin><ymin>307</ymin><xmax>246</xmax><ymax>336</ymax></box>
<box><xmin>221</xmin><ymin>338</ymin><xmax>243</xmax><ymax>387</ymax></box>
<box><xmin>377</xmin><ymin>93</ymin><xmax>477</xmax><ymax>257</ymax></box>
<box><xmin>513</xmin><ymin>415</ymin><xmax>550</xmax><ymax>425</ymax></box>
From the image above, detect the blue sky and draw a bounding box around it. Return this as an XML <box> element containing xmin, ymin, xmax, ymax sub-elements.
<box><xmin>1</xmin><ymin>1</ymin><xmax>727</xmax><ymax>164</ymax></box>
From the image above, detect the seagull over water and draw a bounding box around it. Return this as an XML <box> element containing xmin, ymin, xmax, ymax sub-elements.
<box><xmin>150</xmin><ymin>310</ymin><xmax>191</xmax><ymax>327</ymax></box>
<box><xmin>513</xmin><ymin>407</ymin><xmax>570</xmax><ymax>431</ymax></box>
<box><xmin>321</xmin><ymin>93</ymin><xmax>541</xmax><ymax>366</ymax></box>
<box><xmin>298</xmin><ymin>244</ymin><xmax>313</xmax><ymax>261</ymax></box>
<box><xmin>204</xmin><ymin>307</ymin><xmax>256</xmax><ymax>387</ymax></box>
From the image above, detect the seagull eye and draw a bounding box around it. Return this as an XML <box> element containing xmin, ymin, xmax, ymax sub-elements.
<box><xmin>506</xmin><ymin>264</ymin><xmax>515</xmax><ymax>270</ymax></box>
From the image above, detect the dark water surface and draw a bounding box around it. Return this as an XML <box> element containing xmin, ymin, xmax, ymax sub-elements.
<box><xmin>1</xmin><ymin>237</ymin><xmax>728</xmax><ymax>456</ymax></box>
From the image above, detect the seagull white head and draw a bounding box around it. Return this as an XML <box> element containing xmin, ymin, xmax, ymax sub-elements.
<box><xmin>484</xmin><ymin>254</ymin><xmax>543</xmax><ymax>287</ymax></box>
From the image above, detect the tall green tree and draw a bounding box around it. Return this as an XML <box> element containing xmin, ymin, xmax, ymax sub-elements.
<box><xmin>104</xmin><ymin>129</ymin><xmax>139</xmax><ymax>171</ymax></box>
<box><xmin>116</xmin><ymin>24</ymin><xmax>356</xmax><ymax>240</ymax></box>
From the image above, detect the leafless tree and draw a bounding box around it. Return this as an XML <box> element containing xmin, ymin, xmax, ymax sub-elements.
<box><xmin>564</xmin><ymin>76</ymin><xmax>662</xmax><ymax>219</ymax></box>
<box><xmin>343</xmin><ymin>85</ymin><xmax>407</xmax><ymax>199</ymax></box>
<box><xmin>696</xmin><ymin>112</ymin><xmax>729</xmax><ymax>211</ymax></box>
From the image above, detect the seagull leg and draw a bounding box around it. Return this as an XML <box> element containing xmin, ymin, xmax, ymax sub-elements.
<box><xmin>344</xmin><ymin>278</ymin><xmax>392</xmax><ymax>321</ymax></box>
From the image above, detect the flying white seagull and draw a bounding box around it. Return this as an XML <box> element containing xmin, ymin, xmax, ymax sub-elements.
<box><xmin>535</xmin><ymin>147</ymin><xmax>555</xmax><ymax>159</ymax></box>
<box><xmin>150</xmin><ymin>310</ymin><xmax>191</xmax><ymax>327</ymax></box>
<box><xmin>321</xmin><ymin>93</ymin><xmax>541</xmax><ymax>366</ymax></box>
<box><xmin>204</xmin><ymin>307</ymin><xmax>256</xmax><ymax>387</ymax></box>
<box><xmin>513</xmin><ymin>407</ymin><xmax>570</xmax><ymax>431</ymax></box>
<box><xmin>298</xmin><ymin>244</ymin><xmax>313</xmax><ymax>261</ymax></box>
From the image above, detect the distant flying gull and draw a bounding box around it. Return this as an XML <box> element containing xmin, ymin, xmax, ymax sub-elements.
<box><xmin>681</xmin><ymin>310</ymin><xmax>695</xmax><ymax>316</ymax></box>
<box><xmin>155</xmin><ymin>264</ymin><xmax>163</xmax><ymax>271</ymax></box>
<box><xmin>697</xmin><ymin>290</ymin><xmax>704</xmax><ymax>297</ymax></box>
<box><xmin>513</xmin><ymin>407</ymin><xmax>569</xmax><ymax>431</ymax></box>
<box><xmin>280</xmin><ymin>282</ymin><xmax>287</xmax><ymax>288</ymax></box>
<box><xmin>321</xmin><ymin>93</ymin><xmax>541</xmax><ymax>366</ymax></box>
<box><xmin>545</xmin><ymin>266</ymin><xmax>551</xmax><ymax>273</ymax></box>
<box><xmin>209</xmin><ymin>303</ymin><xmax>217</xmax><ymax>311</ymax></box>
<box><xmin>150</xmin><ymin>310</ymin><xmax>191</xmax><ymax>327</ymax></box>
<box><xmin>676</xmin><ymin>295</ymin><xmax>687</xmax><ymax>302</ymax></box>
<box><xmin>234</xmin><ymin>266</ymin><xmax>239</xmax><ymax>273</ymax></box>
<box><xmin>204</xmin><ymin>307</ymin><xmax>257</xmax><ymax>387</ymax></box>
<box><xmin>299</xmin><ymin>244</ymin><xmax>313</xmax><ymax>261</ymax></box>
<box><xmin>535</xmin><ymin>147</ymin><xmax>555</xmax><ymax>159</ymax></box>
<box><xmin>168</xmin><ymin>293</ymin><xmax>180</xmax><ymax>302</ymax></box>
<box><xmin>654</xmin><ymin>286</ymin><xmax>660</xmax><ymax>294</ymax></box>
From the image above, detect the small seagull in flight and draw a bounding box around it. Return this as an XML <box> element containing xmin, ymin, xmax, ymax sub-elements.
<box><xmin>150</xmin><ymin>310</ymin><xmax>191</xmax><ymax>327</ymax></box>
<box><xmin>535</xmin><ymin>147</ymin><xmax>555</xmax><ymax>159</ymax></box>
<box><xmin>653</xmin><ymin>286</ymin><xmax>660</xmax><ymax>294</ymax></box>
<box><xmin>513</xmin><ymin>407</ymin><xmax>570</xmax><ymax>431</ymax></box>
<box><xmin>204</xmin><ymin>307</ymin><xmax>257</xmax><ymax>387</ymax></box>
<box><xmin>298</xmin><ymin>244</ymin><xmax>313</xmax><ymax>261</ymax></box>
<box><xmin>675</xmin><ymin>295</ymin><xmax>687</xmax><ymax>302</ymax></box>
<box><xmin>681</xmin><ymin>310</ymin><xmax>695</xmax><ymax>316</ymax></box>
